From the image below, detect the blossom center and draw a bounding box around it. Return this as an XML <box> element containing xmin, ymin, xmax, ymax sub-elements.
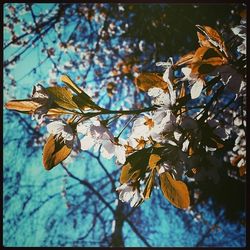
<box><xmin>144</xmin><ymin>117</ymin><xmax>154</xmax><ymax>130</ymax></box>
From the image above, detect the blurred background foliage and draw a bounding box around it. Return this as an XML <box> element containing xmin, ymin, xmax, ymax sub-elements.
<box><xmin>3</xmin><ymin>3</ymin><xmax>246</xmax><ymax>247</ymax></box>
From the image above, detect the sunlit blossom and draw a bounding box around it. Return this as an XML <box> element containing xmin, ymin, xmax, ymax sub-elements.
<box><xmin>131</xmin><ymin>108</ymin><xmax>176</xmax><ymax>143</ymax></box>
<box><xmin>78</xmin><ymin>119</ymin><xmax>126</xmax><ymax>164</ymax></box>
<box><xmin>181</xmin><ymin>67</ymin><xmax>205</xmax><ymax>99</ymax></box>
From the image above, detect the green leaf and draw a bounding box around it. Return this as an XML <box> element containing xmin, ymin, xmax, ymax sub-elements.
<box><xmin>43</xmin><ymin>134</ymin><xmax>72</xmax><ymax>170</ymax></box>
<box><xmin>160</xmin><ymin>172</ymin><xmax>190</xmax><ymax>209</ymax></box>
<box><xmin>46</xmin><ymin>86</ymin><xmax>79</xmax><ymax>110</ymax></box>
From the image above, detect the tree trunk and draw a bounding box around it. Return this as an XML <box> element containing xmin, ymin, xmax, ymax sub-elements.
<box><xmin>111</xmin><ymin>200</ymin><xmax>125</xmax><ymax>247</ymax></box>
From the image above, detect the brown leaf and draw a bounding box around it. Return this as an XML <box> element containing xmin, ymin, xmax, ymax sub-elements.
<box><xmin>160</xmin><ymin>172</ymin><xmax>190</xmax><ymax>209</ymax></box>
<box><xmin>174</xmin><ymin>51</ymin><xmax>195</xmax><ymax>67</ymax></box>
<box><xmin>188</xmin><ymin>145</ymin><xmax>195</xmax><ymax>156</ymax></box>
<box><xmin>119</xmin><ymin>162</ymin><xmax>141</xmax><ymax>184</ymax></box>
<box><xmin>134</xmin><ymin>73</ymin><xmax>168</xmax><ymax>92</ymax></box>
<box><xmin>231</xmin><ymin>155</ymin><xmax>244</xmax><ymax>167</ymax></box>
<box><xmin>5</xmin><ymin>99</ymin><xmax>40</xmax><ymax>114</ymax></box>
<box><xmin>192</xmin><ymin>47</ymin><xmax>222</xmax><ymax>63</ymax></box>
<box><xmin>43</xmin><ymin>134</ymin><xmax>72</xmax><ymax>170</ymax></box>
<box><xmin>119</xmin><ymin>149</ymin><xmax>150</xmax><ymax>183</ymax></box>
<box><xmin>61</xmin><ymin>75</ymin><xmax>86</xmax><ymax>96</ymax></box>
<box><xmin>46</xmin><ymin>86</ymin><xmax>79</xmax><ymax>110</ymax></box>
<box><xmin>190</xmin><ymin>47</ymin><xmax>227</xmax><ymax>76</ymax></box>
<box><xmin>61</xmin><ymin>75</ymin><xmax>101</xmax><ymax>110</ymax></box>
<box><xmin>148</xmin><ymin>154</ymin><xmax>161</xmax><ymax>169</ymax></box>
<box><xmin>197</xmin><ymin>31</ymin><xmax>211</xmax><ymax>48</ymax></box>
<box><xmin>179</xmin><ymin>82</ymin><xmax>186</xmax><ymax>98</ymax></box>
<box><xmin>196</xmin><ymin>25</ymin><xmax>228</xmax><ymax>58</ymax></box>
<box><xmin>143</xmin><ymin>169</ymin><xmax>156</xmax><ymax>199</ymax></box>
<box><xmin>46</xmin><ymin>108</ymin><xmax>75</xmax><ymax>116</ymax></box>
<box><xmin>239</xmin><ymin>165</ymin><xmax>246</xmax><ymax>177</ymax></box>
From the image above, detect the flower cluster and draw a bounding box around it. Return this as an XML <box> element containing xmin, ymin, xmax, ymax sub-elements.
<box><xmin>5</xmin><ymin>23</ymin><xmax>246</xmax><ymax>209</ymax></box>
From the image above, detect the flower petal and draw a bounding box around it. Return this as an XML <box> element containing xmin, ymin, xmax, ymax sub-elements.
<box><xmin>101</xmin><ymin>141</ymin><xmax>115</xmax><ymax>159</ymax></box>
<box><xmin>47</xmin><ymin>121</ymin><xmax>64</xmax><ymax>134</ymax></box>
<box><xmin>80</xmin><ymin>136</ymin><xmax>95</xmax><ymax>150</ymax></box>
<box><xmin>190</xmin><ymin>79</ymin><xmax>204</xmax><ymax>99</ymax></box>
<box><xmin>115</xmin><ymin>145</ymin><xmax>126</xmax><ymax>164</ymax></box>
<box><xmin>130</xmin><ymin>190</ymin><xmax>141</xmax><ymax>207</ymax></box>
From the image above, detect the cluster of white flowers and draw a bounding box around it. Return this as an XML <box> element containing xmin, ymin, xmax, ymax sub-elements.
<box><xmin>229</xmin><ymin>128</ymin><xmax>246</xmax><ymax>169</ymax></box>
<box><xmin>115</xmin><ymin>59</ymin><xmax>179</xmax><ymax>206</ymax></box>
<box><xmin>231</xmin><ymin>18</ymin><xmax>246</xmax><ymax>55</ymax></box>
<box><xmin>78</xmin><ymin>118</ymin><xmax>126</xmax><ymax>164</ymax></box>
<box><xmin>36</xmin><ymin>54</ymin><xmax>244</xmax><ymax>207</ymax></box>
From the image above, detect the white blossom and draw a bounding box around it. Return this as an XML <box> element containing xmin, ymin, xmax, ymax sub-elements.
<box><xmin>181</xmin><ymin>67</ymin><xmax>205</xmax><ymax>99</ymax></box>
<box><xmin>131</xmin><ymin>108</ymin><xmax>176</xmax><ymax>143</ymax></box>
<box><xmin>78</xmin><ymin>119</ymin><xmax>126</xmax><ymax>164</ymax></box>
<box><xmin>47</xmin><ymin>120</ymin><xmax>74</xmax><ymax>146</ymax></box>
<box><xmin>231</xmin><ymin>23</ymin><xmax>246</xmax><ymax>55</ymax></box>
<box><xmin>116</xmin><ymin>183</ymin><xmax>143</xmax><ymax>207</ymax></box>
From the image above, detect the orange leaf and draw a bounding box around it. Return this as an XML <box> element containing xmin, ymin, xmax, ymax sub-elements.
<box><xmin>143</xmin><ymin>169</ymin><xmax>156</xmax><ymax>199</ymax></box>
<box><xmin>5</xmin><ymin>99</ymin><xmax>40</xmax><ymax>114</ymax></box>
<box><xmin>119</xmin><ymin>162</ymin><xmax>141</xmax><ymax>184</ymax></box>
<box><xmin>160</xmin><ymin>172</ymin><xmax>190</xmax><ymax>209</ymax></box>
<box><xmin>148</xmin><ymin>154</ymin><xmax>161</xmax><ymax>169</ymax></box>
<box><xmin>43</xmin><ymin>134</ymin><xmax>72</xmax><ymax>170</ymax></box>
<box><xmin>46</xmin><ymin>108</ymin><xmax>75</xmax><ymax>116</ymax></box>
<box><xmin>190</xmin><ymin>47</ymin><xmax>227</xmax><ymax>76</ymax></box>
<box><xmin>197</xmin><ymin>31</ymin><xmax>211</xmax><ymax>48</ymax></box>
<box><xmin>179</xmin><ymin>82</ymin><xmax>186</xmax><ymax>98</ymax></box>
<box><xmin>61</xmin><ymin>75</ymin><xmax>101</xmax><ymax>110</ymax></box>
<box><xmin>231</xmin><ymin>155</ymin><xmax>244</xmax><ymax>167</ymax></box>
<box><xmin>174</xmin><ymin>51</ymin><xmax>195</xmax><ymax>67</ymax></box>
<box><xmin>196</xmin><ymin>25</ymin><xmax>228</xmax><ymax>58</ymax></box>
<box><xmin>197</xmin><ymin>25</ymin><xmax>222</xmax><ymax>43</ymax></box>
<box><xmin>239</xmin><ymin>165</ymin><xmax>246</xmax><ymax>177</ymax></box>
<box><xmin>134</xmin><ymin>73</ymin><xmax>168</xmax><ymax>92</ymax></box>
